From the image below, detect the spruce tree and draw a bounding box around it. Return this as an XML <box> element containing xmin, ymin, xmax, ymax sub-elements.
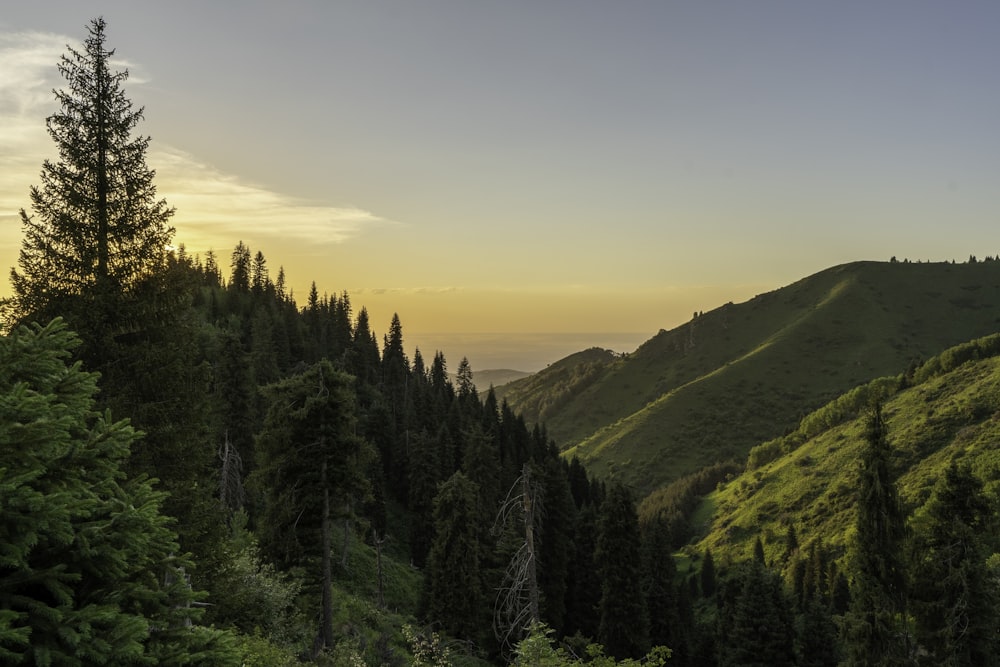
<box><xmin>718</xmin><ymin>561</ymin><xmax>795</xmax><ymax>667</ymax></box>
<box><xmin>538</xmin><ymin>457</ymin><xmax>576</xmax><ymax>634</ymax></box>
<box><xmin>425</xmin><ymin>472</ymin><xmax>485</xmax><ymax>644</ymax></box>
<box><xmin>596</xmin><ymin>482</ymin><xmax>649</xmax><ymax>659</ymax></box>
<box><xmin>845</xmin><ymin>401</ymin><xmax>909</xmax><ymax>666</ymax></box>
<box><xmin>5</xmin><ymin>17</ymin><xmax>174</xmax><ymax>329</ymax></box>
<box><xmin>0</xmin><ymin>319</ymin><xmax>237</xmax><ymax>664</ymax></box>
<box><xmin>4</xmin><ymin>17</ymin><xmax>220</xmax><ymax>566</ymax></box>
<box><xmin>642</xmin><ymin>514</ymin><xmax>680</xmax><ymax>652</ymax></box>
<box><xmin>251</xmin><ymin>359</ymin><xmax>373</xmax><ymax>654</ymax></box>
<box><xmin>910</xmin><ymin>461</ymin><xmax>998</xmax><ymax>665</ymax></box>
<box><xmin>564</xmin><ymin>502</ymin><xmax>601</xmax><ymax>639</ymax></box>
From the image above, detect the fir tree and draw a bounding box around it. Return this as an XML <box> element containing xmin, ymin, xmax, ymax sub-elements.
<box><xmin>5</xmin><ymin>17</ymin><xmax>174</xmax><ymax>329</ymax></box>
<box><xmin>3</xmin><ymin>17</ymin><xmax>221</xmax><ymax>567</ymax></box>
<box><xmin>910</xmin><ymin>461</ymin><xmax>998</xmax><ymax>665</ymax></box>
<box><xmin>0</xmin><ymin>319</ymin><xmax>237</xmax><ymax>664</ymax></box>
<box><xmin>251</xmin><ymin>359</ymin><xmax>373</xmax><ymax>654</ymax></box>
<box><xmin>845</xmin><ymin>401</ymin><xmax>909</xmax><ymax>666</ymax></box>
<box><xmin>717</xmin><ymin>561</ymin><xmax>796</xmax><ymax>667</ymax></box>
<box><xmin>425</xmin><ymin>472</ymin><xmax>485</xmax><ymax>644</ymax></box>
<box><xmin>596</xmin><ymin>482</ymin><xmax>649</xmax><ymax>659</ymax></box>
<box><xmin>538</xmin><ymin>457</ymin><xmax>576</xmax><ymax>634</ymax></box>
<box><xmin>642</xmin><ymin>514</ymin><xmax>680</xmax><ymax>652</ymax></box>
<box><xmin>564</xmin><ymin>503</ymin><xmax>601</xmax><ymax>639</ymax></box>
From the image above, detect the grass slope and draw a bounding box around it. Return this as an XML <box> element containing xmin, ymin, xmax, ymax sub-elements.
<box><xmin>498</xmin><ymin>260</ymin><xmax>1000</xmax><ymax>495</ymax></box>
<box><xmin>690</xmin><ymin>333</ymin><xmax>1000</xmax><ymax>572</ymax></box>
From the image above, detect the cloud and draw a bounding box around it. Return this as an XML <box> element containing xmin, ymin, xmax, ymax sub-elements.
<box><xmin>0</xmin><ymin>29</ymin><xmax>391</xmax><ymax>256</ymax></box>
<box><xmin>354</xmin><ymin>286</ymin><xmax>460</xmax><ymax>296</ymax></box>
<box><xmin>0</xmin><ymin>31</ymin><xmax>65</xmax><ymax>250</ymax></box>
<box><xmin>152</xmin><ymin>146</ymin><xmax>393</xmax><ymax>248</ymax></box>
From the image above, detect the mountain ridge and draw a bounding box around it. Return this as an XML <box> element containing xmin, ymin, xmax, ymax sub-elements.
<box><xmin>496</xmin><ymin>259</ymin><xmax>1000</xmax><ymax>495</ymax></box>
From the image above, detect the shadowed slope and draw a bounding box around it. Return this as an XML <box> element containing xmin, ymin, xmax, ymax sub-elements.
<box><xmin>498</xmin><ymin>260</ymin><xmax>1000</xmax><ymax>494</ymax></box>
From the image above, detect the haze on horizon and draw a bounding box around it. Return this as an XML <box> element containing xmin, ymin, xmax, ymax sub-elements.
<box><xmin>2</xmin><ymin>1</ymin><xmax>999</xmax><ymax>369</ymax></box>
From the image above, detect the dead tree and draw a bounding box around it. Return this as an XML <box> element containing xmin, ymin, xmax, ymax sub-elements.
<box><xmin>493</xmin><ymin>463</ymin><xmax>542</xmax><ymax>655</ymax></box>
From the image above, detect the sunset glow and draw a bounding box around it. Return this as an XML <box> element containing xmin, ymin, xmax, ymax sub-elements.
<box><xmin>3</xmin><ymin>2</ymin><xmax>1000</xmax><ymax>369</ymax></box>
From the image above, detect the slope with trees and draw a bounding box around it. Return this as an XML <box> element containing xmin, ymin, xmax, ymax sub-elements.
<box><xmin>9</xmin><ymin>16</ymin><xmax>1000</xmax><ymax>667</ymax></box>
<box><xmin>497</xmin><ymin>260</ymin><xmax>1000</xmax><ymax>495</ymax></box>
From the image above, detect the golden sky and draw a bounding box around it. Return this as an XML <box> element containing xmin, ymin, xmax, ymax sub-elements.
<box><xmin>3</xmin><ymin>2</ymin><xmax>1000</xmax><ymax>368</ymax></box>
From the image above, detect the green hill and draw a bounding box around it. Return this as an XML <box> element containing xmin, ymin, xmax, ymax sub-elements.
<box><xmin>684</xmin><ymin>332</ymin><xmax>1000</xmax><ymax>571</ymax></box>
<box><xmin>496</xmin><ymin>260</ymin><xmax>1000</xmax><ymax>495</ymax></box>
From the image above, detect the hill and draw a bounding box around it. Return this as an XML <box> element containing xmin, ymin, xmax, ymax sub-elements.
<box><xmin>682</xmin><ymin>332</ymin><xmax>1000</xmax><ymax>572</ymax></box>
<box><xmin>471</xmin><ymin>368</ymin><xmax>532</xmax><ymax>389</ymax></box>
<box><xmin>496</xmin><ymin>260</ymin><xmax>1000</xmax><ymax>495</ymax></box>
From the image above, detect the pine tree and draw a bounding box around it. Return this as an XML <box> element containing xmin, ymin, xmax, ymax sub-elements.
<box><xmin>563</xmin><ymin>502</ymin><xmax>601</xmax><ymax>639</ymax></box>
<box><xmin>425</xmin><ymin>472</ymin><xmax>485</xmax><ymax>644</ymax></box>
<box><xmin>596</xmin><ymin>482</ymin><xmax>649</xmax><ymax>659</ymax></box>
<box><xmin>3</xmin><ymin>17</ymin><xmax>221</xmax><ymax>567</ymax></box>
<box><xmin>538</xmin><ymin>457</ymin><xmax>576</xmax><ymax>634</ymax></box>
<box><xmin>5</xmin><ymin>17</ymin><xmax>174</xmax><ymax>329</ymax></box>
<box><xmin>642</xmin><ymin>514</ymin><xmax>680</xmax><ymax>652</ymax></box>
<box><xmin>797</xmin><ymin>596</ymin><xmax>841</xmax><ymax>667</ymax></box>
<box><xmin>251</xmin><ymin>359</ymin><xmax>373</xmax><ymax>654</ymax></box>
<box><xmin>229</xmin><ymin>241</ymin><xmax>252</xmax><ymax>293</ymax></box>
<box><xmin>380</xmin><ymin>313</ymin><xmax>410</xmax><ymax>501</ymax></box>
<box><xmin>910</xmin><ymin>461</ymin><xmax>998</xmax><ymax>665</ymax></box>
<box><xmin>0</xmin><ymin>319</ymin><xmax>237</xmax><ymax>664</ymax></box>
<box><xmin>718</xmin><ymin>561</ymin><xmax>795</xmax><ymax>667</ymax></box>
<box><xmin>845</xmin><ymin>401</ymin><xmax>909</xmax><ymax>666</ymax></box>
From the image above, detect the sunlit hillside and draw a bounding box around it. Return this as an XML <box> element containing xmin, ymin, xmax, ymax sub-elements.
<box><xmin>688</xmin><ymin>333</ymin><xmax>1000</xmax><ymax>571</ymax></box>
<box><xmin>498</xmin><ymin>260</ymin><xmax>1000</xmax><ymax>495</ymax></box>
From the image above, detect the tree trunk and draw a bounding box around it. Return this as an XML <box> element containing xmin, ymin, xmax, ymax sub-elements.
<box><xmin>320</xmin><ymin>459</ymin><xmax>334</xmax><ymax>650</ymax></box>
<box><xmin>523</xmin><ymin>464</ymin><xmax>540</xmax><ymax>625</ymax></box>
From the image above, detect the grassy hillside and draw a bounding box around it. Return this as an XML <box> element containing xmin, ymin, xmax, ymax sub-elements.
<box><xmin>497</xmin><ymin>260</ymin><xmax>1000</xmax><ymax>495</ymax></box>
<box><xmin>686</xmin><ymin>333</ymin><xmax>1000</xmax><ymax>572</ymax></box>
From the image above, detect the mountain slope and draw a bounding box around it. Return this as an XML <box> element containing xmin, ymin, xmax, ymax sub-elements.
<box><xmin>497</xmin><ymin>260</ymin><xmax>1000</xmax><ymax>495</ymax></box>
<box><xmin>686</xmin><ymin>333</ymin><xmax>1000</xmax><ymax>569</ymax></box>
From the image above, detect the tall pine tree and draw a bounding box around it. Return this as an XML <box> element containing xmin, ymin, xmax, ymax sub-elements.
<box><xmin>5</xmin><ymin>17</ymin><xmax>174</xmax><ymax>330</ymax></box>
<box><xmin>596</xmin><ymin>482</ymin><xmax>649</xmax><ymax>659</ymax></box>
<box><xmin>845</xmin><ymin>401</ymin><xmax>909</xmax><ymax>666</ymax></box>
<box><xmin>910</xmin><ymin>460</ymin><xmax>998</xmax><ymax>665</ymax></box>
<box><xmin>251</xmin><ymin>359</ymin><xmax>373</xmax><ymax>654</ymax></box>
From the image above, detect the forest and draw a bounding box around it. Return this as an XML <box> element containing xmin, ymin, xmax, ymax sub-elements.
<box><xmin>2</xmin><ymin>18</ymin><xmax>999</xmax><ymax>667</ymax></box>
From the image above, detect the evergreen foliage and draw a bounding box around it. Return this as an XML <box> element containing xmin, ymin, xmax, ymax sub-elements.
<box><xmin>3</xmin><ymin>17</ymin><xmax>223</xmax><ymax>578</ymax></box>
<box><xmin>596</xmin><ymin>483</ymin><xmax>649</xmax><ymax>660</ymax></box>
<box><xmin>250</xmin><ymin>359</ymin><xmax>373</xmax><ymax>653</ymax></box>
<box><xmin>717</xmin><ymin>561</ymin><xmax>796</xmax><ymax>667</ymax></box>
<box><xmin>425</xmin><ymin>472</ymin><xmax>485</xmax><ymax>645</ymax></box>
<box><xmin>845</xmin><ymin>401</ymin><xmax>909</xmax><ymax>666</ymax></box>
<box><xmin>910</xmin><ymin>461</ymin><xmax>998</xmax><ymax>665</ymax></box>
<box><xmin>5</xmin><ymin>17</ymin><xmax>174</xmax><ymax>326</ymax></box>
<box><xmin>0</xmin><ymin>319</ymin><xmax>237</xmax><ymax>664</ymax></box>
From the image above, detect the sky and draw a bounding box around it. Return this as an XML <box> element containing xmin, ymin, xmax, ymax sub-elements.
<box><xmin>2</xmin><ymin>2</ymin><xmax>1000</xmax><ymax>370</ymax></box>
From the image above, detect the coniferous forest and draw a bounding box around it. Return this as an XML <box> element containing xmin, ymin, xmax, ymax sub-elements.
<box><xmin>3</xmin><ymin>18</ymin><xmax>1000</xmax><ymax>666</ymax></box>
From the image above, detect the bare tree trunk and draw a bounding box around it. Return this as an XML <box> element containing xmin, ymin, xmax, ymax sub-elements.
<box><xmin>320</xmin><ymin>459</ymin><xmax>334</xmax><ymax>651</ymax></box>
<box><xmin>341</xmin><ymin>498</ymin><xmax>352</xmax><ymax>570</ymax></box>
<box><xmin>522</xmin><ymin>464</ymin><xmax>540</xmax><ymax>625</ymax></box>
<box><xmin>374</xmin><ymin>529</ymin><xmax>386</xmax><ymax>609</ymax></box>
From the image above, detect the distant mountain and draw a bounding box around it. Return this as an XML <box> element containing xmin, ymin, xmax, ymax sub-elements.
<box><xmin>471</xmin><ymin>368</ymin><xmax>532</xmax><ymax>389</ymax></box>
<box><xmin>682</xmin><ymin>332</ymin><xmax>1000</xmax><ymax>569</ymax></box>
<box><xmin>495</xmin><ymin>260</ymin><xmax>1000</xmax><ymax>495</ymax></box>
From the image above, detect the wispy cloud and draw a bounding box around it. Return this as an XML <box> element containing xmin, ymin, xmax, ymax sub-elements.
<box><xmin>0</xmin><ymin>31</ymin><xmax>64</xmax><ymax>249</ymax></box>
<box><xmin>0</xmin><ymin>29</ymin><xmax>390</xmax><ymax>256</ymax></box>
<box><xmin>354</xmin><ymin>286</ymin><xmax>460</xmax><ymax>296</ymax></box>
<box><xmin>152</xmin><ymin>146</ymin><xmax>393</xmax><ymax>248</ymax></box>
